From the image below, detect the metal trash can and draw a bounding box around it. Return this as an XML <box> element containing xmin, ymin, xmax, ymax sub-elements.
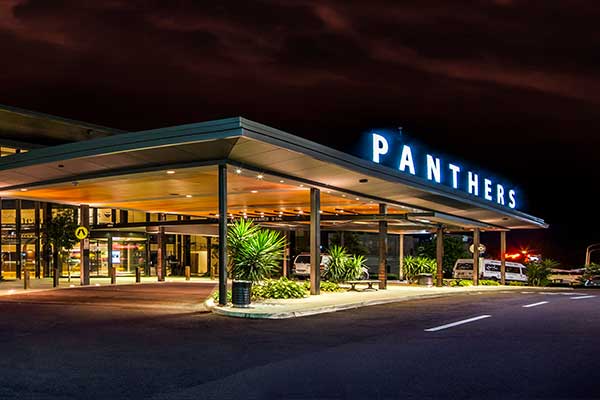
<box><xmin>416</xmin><ymin>273</ymin><xmax>433</xmax><ymax>287</ymax></box>
<box><xmin>232</xmin><ymin>280</ymin><xmax>252</xmax><ymax>308</ymax></box>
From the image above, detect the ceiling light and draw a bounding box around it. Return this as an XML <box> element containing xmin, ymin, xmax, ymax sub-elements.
<box><xmin>257</xmin><ymin>174</ymin><xmax>264</xmax><ymax>179</ymax></box>
<box><xmin>355</xmin><ymin>197</ymin><xmax>360</xmax><ymax>201</ymax></box>
<box><xmin>279</xmin><ymin>180</ymin><xmax>285</xmax><ymax>183</ymax></box>
<box><xmin>251</xmin><ymin>190</ymin><xmax>258</xmax><ymax>193</ymax></box>
<box><xmin>235</xmin><ymin>168</ymin><xmax>242</xmax><ymax>174</ymax></box>
<box><xmin>299</xmin><ymin>184</ymin><xmax>304</xmax><ymax>187</ymax></box>
<box><xmin>185</xmin><ymin>194</ymin><xmax>192</xmax><ymax>198</ymax></box>
<box><xmin>342</xmin><ymin>194</ymin><xmax>346</xmax><ymax>198</ymax></box>
<box><xmin>20</xmin><ymin>188</ymin><xmax>27</xmax><ymax>192</ymax></box>
<box><xmin>166</xmin><ymin>170</ymin><xmax>175</xmax><ymax>174</ymax></box>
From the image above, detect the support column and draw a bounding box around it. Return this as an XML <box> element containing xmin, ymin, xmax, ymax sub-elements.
<box><xmin>500</xmin><ymin>231</ymin><xmax>507</xmax><ymax>285</ymax></box>
<box><xmin>378</xmin><ymin>203</ymin><xmax>388</xmax><ymax>289</ymax></box>
<box><xmin>107</xmin><ymin>235</ymin><xmax>113</xmax><ymax>281</ymax></box>
<box><xmin>157</xmin><ymin>226</ymin><xmax>166</xmax><ymax>282</ymax></box>
<box><xmin>15</xmin><ymin>199</ymin><xmax>21</xmax><ymax>280</ymax></box>
<box><xmin>473</xmin><ymin>228</ymin><xmax>480</xmax><ymax>286</ymax></box>
<box><xmin>207</xmin><ymin>236</ymin><xmax>213</xmax><ymax>278</ymax></box>
<box><xmin>0</xmin><ymin>197</ymin><xmax>3</xmax><ymax>280</ymax></box>
<box><xmin>282</xmin><ymin>231</ymin><xmax>289</xmax><ymax>278</ymax></box>
<box><xmin>399</xmin><ymin>233</ymin><xmax>404</xmax><ymax>280</ymax></box>
<box><xmin>218</xmin><ymin>164</ymin><xmax>228</xmax><ymax>305</ymax></box>
<box><xmin>43</xmin><ymin>203</ymin><xmax>52</xmax><ymax>278</ymax></box>
<box><xmin>144</xmin><ymin>233</ymin><xmax>150</xmax><ymax>276</ymax></box>
<box><xmin>310</xmin><ymin>188</ymin><xmax>320</xmax><ymax>295</ymax></box>
<box><xmin>436</xmin><ymin>226</ymin><xmax>444</xmax><ymax>287</ymax></box>
<box><xmin>34</xmin><ymin>202</ymin><xmax>41</xmax><ymax>278</ymax></box>
<box><xmin>80</xmin><ymin>204</ymin><xmax>90</xmax><ymax>286</ymax></box>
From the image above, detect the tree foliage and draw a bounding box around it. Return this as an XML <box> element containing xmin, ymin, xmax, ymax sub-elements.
<box><xmin>403</xmin><ymin>255</ymin><xmax>437</xmax><ymax>281</ymax></box>
<box><xmin>526</xmin><ymin>258</ymin><xmax>559</xmax><ymax>286</ymax></box>
<box><xmin>417</xmin><ymin>235</ymin><xmax>470</xmax><ymax>277</ymax></box>
<box><xmin>45</xmin><ymin>209</ymin><xmax>78</xmax><ymax>254</ymax></box>
<box><xmin>322</xmin><ymin>245</ymin><xmax>365</xmax><ymax>283</ymax></box>
<box><xmin>227</xmin><ymin>219</ymin><xmax>286</xmax><ymax>283</ymax></box>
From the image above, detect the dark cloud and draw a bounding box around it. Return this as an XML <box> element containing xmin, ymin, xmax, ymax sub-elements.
<box><xmin>0</xmin><ymin>0</ymin><xmax>599</xmax><ymax>263</ymax></box>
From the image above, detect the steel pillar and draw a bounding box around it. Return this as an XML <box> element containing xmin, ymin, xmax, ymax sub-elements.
<box><xmin>310</xmin><ymin>188</ymin><xmax>321</xmax><ymax>295</ymax></box>
<box><xmin>399</xmin><ymin>233</ymin><xmax>404</xmax><ymax>280</ymax></box>
<box><xmin>436</xmin><ymin>226</ymin><xmax>444</xmax><ymax>287</ymax></box>
<box><xmin>34</xmin><ymin>202</ymin><xmax>41</xmax><ymax>278</ymax></box>
<box><xmin>79</xmin><ymin>204</ymin><xmax>90</xmax><ymax>285</ymax></box>
<box><xmin>218</xmin><ymin>164</ymin><xmax>228</xmax><ymax>305</ymax></box>
<box><xmin>157</xmin><ymin>225</ymin><xmax>166</xmax><ymax>281</ymax></box>
<box><xmin>473</xmin><ymin>228</ymin><xmax>480</xmax><ymax>286</ymax></box>
<box><xmin>15</xmin><ymin>199</ymin><xmax>21</xmax><ymax>280</ymax></box>
<box><xmin>500</xmin><ymin>231</ymin><xmax>507</xmax><ymax>285</ymax></box>
<box><xmin>378</xmin><ymin>203</ymin><xmax>388</xmax><ymax>289</ymax></box>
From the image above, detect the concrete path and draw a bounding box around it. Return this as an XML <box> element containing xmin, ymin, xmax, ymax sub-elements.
<box><xmin>0</xmin><ymin>276</ymin><xmax>218</xmax><ymax>296</ymax></box>
<box><xmin>211</xmin><ymin>284</ymin><xmax>570</xmax><ymax>319</ymax></box>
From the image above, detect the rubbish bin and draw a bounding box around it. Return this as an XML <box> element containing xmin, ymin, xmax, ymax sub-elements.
<box><xmin>415</xmin><ymin>273</ymin><xmax>433</xmax><ymax>287</ymax></box>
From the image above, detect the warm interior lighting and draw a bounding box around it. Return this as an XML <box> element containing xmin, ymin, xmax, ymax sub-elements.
<box><xmin>166</xmin><ymin>170</ymin><xmax>175</xmax><ymax>174</ymax></box>
<box><xmin>257</xmin><ymin>174</ymin><xmax>264</xmax><ymax>179</ymax></box>
<box><xmin>250</xmin><ymin>190</ymin><xmax>258</xmax><ymax>193</ymax></box>
<box><xmin>185</xmin><ymin>194</ymin><xmax>192</xmax><ymax>198</ymax></box>
<box><xmin>235</xmin><ymin>168</ymin><xmax>242</xmax><ymax>174</ymax></box>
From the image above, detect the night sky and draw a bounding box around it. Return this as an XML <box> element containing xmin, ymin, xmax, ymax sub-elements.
<box><xmin>1</xmin><ymin>0</ymin><xmax>599</xmax><ymax>265</ymax></box>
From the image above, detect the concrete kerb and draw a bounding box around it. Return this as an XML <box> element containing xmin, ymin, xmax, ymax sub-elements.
<box><xmin>209</xmin><ymin>285</ymin><xmax>575</xmax><ymax>319</ymax></box>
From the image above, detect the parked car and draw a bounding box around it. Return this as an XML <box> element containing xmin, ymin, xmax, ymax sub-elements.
<box><xmin>584</xmin><ymin>276</ymin><xmax>600</xmax><ymax>287</ymax></box>
<box><xmin>292</xmin><ymin>253</ymin><xmax>369</xmax><ymax>280</ymax></box>
<box><xmin>292</xmin><ymin>253</ymin><xmax>331</xmax><ymax>277</ymax></box>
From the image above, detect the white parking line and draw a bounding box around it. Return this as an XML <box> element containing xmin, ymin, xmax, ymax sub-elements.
<box><xmin>424</xmin><ymin>315</ymin><xmax>491</xmax><ymax>332</ymax></box>
<box><xmin>570</xmin><ymin>295</ymin><xmax>596</xmax><ymax>300</ymax></box>
<box><xmin>522</xmin><ymin>301</ymin><xmax>549</xmax><ymax>308</ymax></box>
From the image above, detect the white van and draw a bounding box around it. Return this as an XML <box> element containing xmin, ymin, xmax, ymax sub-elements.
<box><xmin>453</xmin><ymin>258</ymin><xmax>527</xmax><ymax>283</ymax></box>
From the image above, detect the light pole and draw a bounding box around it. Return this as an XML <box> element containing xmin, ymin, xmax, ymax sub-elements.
<box><xmin>585</xmin><ymin>243</ymin><xmax>600</xmax><ymax>266</ymax></box>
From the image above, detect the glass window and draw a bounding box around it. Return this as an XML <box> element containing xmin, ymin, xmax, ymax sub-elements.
<box><xmin>506</xmin><ymin>266</ymin><xmax>521</xmax><ymax>274</ymax></box>
<box><xmin>485</xmin><ymin>263</ymin><xmax>500</xmax><ymax>272</ymax></box>
<box><xmin>455</xmin><ymin>262</ymin><xmax>473</xmax><ymax>270</ymax></box>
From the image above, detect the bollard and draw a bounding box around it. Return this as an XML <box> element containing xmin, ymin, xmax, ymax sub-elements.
<box><xmin>185</xmin><ymin>266</ymin><xmax>191</xmax><ymax>281</ymax></box>
<box><xmin>24</xmin><ymin>270</ymin><xmax>30</xmax><ymax>290</ymax></box>
<box><xmin>135</xmin><ymin>267</ymin><xmax>141</xmax><ymax>283</ymax></box>
<box><xmin>110</xmin><ymin>266</ymin><xmax>116</xmax><ymax>285</ymax></box>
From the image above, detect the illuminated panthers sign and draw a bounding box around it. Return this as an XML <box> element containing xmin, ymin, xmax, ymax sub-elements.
<box><xmin>370</xmin><ymin>132</ymin><xmax>517</xmax><ymax>209</ymax></box>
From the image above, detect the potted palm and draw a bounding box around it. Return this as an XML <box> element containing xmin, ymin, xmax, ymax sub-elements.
<box><xmin>228</xmin><ymin>219</ymin><xmax>286</xmax><ymax>307</ymax></box>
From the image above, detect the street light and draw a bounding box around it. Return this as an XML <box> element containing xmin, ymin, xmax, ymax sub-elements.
<box><xmin>585</xmin><ymin>243</ymin><xmax>600</xmax><ymax>265</ymax></box>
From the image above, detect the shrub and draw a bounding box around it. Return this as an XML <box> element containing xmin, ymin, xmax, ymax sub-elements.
<box><xmin>228</xmin><ymin>219</ymin><xmax>286</xmax><ymax>283</ymax></box>
<box><xmin>508</xmin><ymin>281</ymin><xmax>527</xmax><ymax>286</ymax></box>
<box><xmin>346</xmin><ymin>255</ymin><xmax>366</xmax><ymax>281</ymax></box>
<box><xmin>252</xmin><ymin>278</ymin><xmax>306</xmax><ymax>299</ymax></box>
<box><xmin>526</xmin><ymin>259</ymin><xmax>558</xmax><ymax>286</ymax></box>
<box><xmin>403</xmin><ymin>256</ymin><xmax>437</xmax><ymax>281</ymax></box>
<box><xmin>212</xmin><ymin>290</ymin><xmax>232</xmax><ymax>303</ymax></box>
<box><xmin>322</xmin><ymin>245</ymin><xmax>349</xmax><ymax>283</ymax></box>
<box><xmin>450</xmin><ymin>279</ymin><xmax>473</xmax><ymax>287</ymax></box>
<box><xmin>322</xmin><ymin>245</ymin><xmax>364</xmax><ymax>282</ymax></box>
<box><xmin>302</xmin><ymin>280</ymin><xmax>342</xmax><ymax>292</ymax></box>
<box><xmin>480</xmin><ymin>280</ymin><xmax>501</xmax><ymax>286</ymax></box>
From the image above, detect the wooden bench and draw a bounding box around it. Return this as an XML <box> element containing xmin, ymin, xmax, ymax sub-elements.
<box><xmin>346</xmin><ymin>280</ymin><xmax>380</xmax><ymax>291</ymax></box>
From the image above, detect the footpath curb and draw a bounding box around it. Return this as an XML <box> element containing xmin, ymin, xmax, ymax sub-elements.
<box><xmin>209</xmin><ymin>286</ymin><xmax>548</xmax><ymax>319</ymax></box>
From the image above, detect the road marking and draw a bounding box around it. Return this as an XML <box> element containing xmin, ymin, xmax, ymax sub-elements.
<box><xmin>570</xmin><ymin>295</ymin><xmax>596</xmax><ymax>300</ymax></box>
<box><xmin>521</xmin><ymin>291</ymin><xmax>533</xmax><ymax>294</ymax></box>
<box><xmin>562</xmin><ymin>292</ymin><xmax>585</xmax><ymax>296</ymax></box>
<box><xmin>522</xmin><ymin>301</ymin><xmax>548</xmax><ymax>308</ymax></box>
<box><xmin>424</xmin><ymin>315</ymin><xmax>491</xmax><ymax>332</ymax></box>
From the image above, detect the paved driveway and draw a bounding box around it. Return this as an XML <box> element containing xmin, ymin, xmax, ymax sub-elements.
<box><xmin>0</xmin><ymin>282</ymin><xmax>216</xmax><ymax>311</ymax></box>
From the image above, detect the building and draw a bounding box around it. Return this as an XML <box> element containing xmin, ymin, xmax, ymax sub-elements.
<box><xmin>0</xmin><ymin>104</ymin><xmax>546</xmax><ymax>303</ymax></box>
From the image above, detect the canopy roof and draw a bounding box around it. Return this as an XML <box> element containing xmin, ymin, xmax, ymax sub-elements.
<box><xmin>0</xmin><ymin>117</ymin><xmax>546</xmax><ymax>232</ymax></box>
<box><xmin>0</xmin><ymin>104</ymin><xmax>123</xmax><ymax>148</ymax></box>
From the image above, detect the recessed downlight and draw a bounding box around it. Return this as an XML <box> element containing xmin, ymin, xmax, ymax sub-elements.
<box><xmin>166</xmin><ymin>170</ymin><xmax>176</xmax><ymax>174</ymax></box>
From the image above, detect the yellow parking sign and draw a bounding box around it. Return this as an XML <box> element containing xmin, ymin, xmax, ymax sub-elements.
<box><xmin>75</xmin><ymin>226</ymin><xmax>89</xmax><ymax>240</ymax></box>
